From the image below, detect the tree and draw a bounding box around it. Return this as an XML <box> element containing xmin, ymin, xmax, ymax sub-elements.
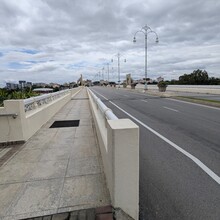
<box><xmin>178</xmin><ymin>69</ymin><xmax>209</xmax><ymax>85</ymax></box>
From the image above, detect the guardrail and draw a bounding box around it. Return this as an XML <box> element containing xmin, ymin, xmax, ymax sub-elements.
<box><xmin>0</xmin><ymin>87</ymin><xmax>81</xmax><ymax>143</ymax></box>
<box><xmin>24</xmin><ymin>90</ymin><xmax>69</xmax><ymax>112</ymax></box>
<box><xmin>89</xmin><ymin>89</ymin><xmax>118</xmax><ymax>120</ymax></box>
<box><xmin>87</xmin><ymin>88</ymin><xmax>139</xmax><ymax>220</ymax></box>
<box><xmin>0</xmin><ymin>113</ymin><xmax>18</xmax><ymax>119</ymax></box>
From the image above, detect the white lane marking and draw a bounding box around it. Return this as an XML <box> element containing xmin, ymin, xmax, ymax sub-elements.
<box><xmin>0</xmin><ymin>148</ymin><xmax>11</xmax><ymax>158</ymax></box>
<box><xmin>123</xmin><ymin>94</ymin><xmax>129</xmax><ymax>97</ymax></box>
<box><xmin>107</xmin><ymin>100</ymin><xmax>220</xmax><ymax>185</ymax></box>
<box><xmin>168</xmin><ymin>98</ymin><xmax>220</xmax><ymax>111</ymax></box>
<box><xmin>91</xmin><ymin>90</ymin><xmax>109</xmax><ymax>101</ymax></box>
<box><xmin>141</xmin><ymin>100</ymin><xmax>148</xmax><ymax>103</ymax></box>
<box><xmin>163</xmin><ymin>106</ymin><xmax>179</xmax><ymax>112</ymax></box>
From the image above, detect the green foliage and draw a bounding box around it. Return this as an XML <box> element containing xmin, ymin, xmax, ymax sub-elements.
<box><xmin>157</xmin><ymin>81</ymin><xmax>168</xmax><ymax>87</ymax></box>
<box><xmin>0</xmin><ymin>88</ymin><xmax>39</xmax><ymax>106</ymax></box>
<box><xmin>178</xmin><ymin>69</ymin><xmax>209</xmax><ymax>85</ymax></box>
<box><xmin>166</xmin><ymin>69</ymin><xmax>220</xmax><ymax>85</ymax></box>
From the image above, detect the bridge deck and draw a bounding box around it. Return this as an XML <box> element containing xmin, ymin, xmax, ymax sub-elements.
<box><xmin>0</xmin><ymin>88</ymin><xmax>111</xmax><ymax>220</ymax></box>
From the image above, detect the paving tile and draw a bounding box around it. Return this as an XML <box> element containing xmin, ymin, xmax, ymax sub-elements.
<box><xmin>8</xmin><ymin>179</ymin><xmax>63</xmax><ymax>216</ymax></box>
<box><xmin>59</xmin><ymin>174</ymin><xmax>110</xmax><ymax>209</ymax></box>
<box><xmin>96</xmin><ymin>213</ymin><xmax>113</xmax><ymax>220</ymax></box>
<box><xmin>42</xmin><ymin>216</ymin><xmax>52</xmax><ymax>220</ymax></box>
<box><xmin>69</xmin><ymin>211</ymin><xmax>78</xmax><ymax>220</ymax></box>
<box><xmin>22</xmin><ymin>140</ymin><xmax>49</xmax><ymax>150</ymax></box>
<box><xmin>7</xmin><ymin>149</ymin><xmax>43</xmax><ymax>164</ymax></box>
<box><xmin>0</xmin><ymin>183</ymin><xmax>23</xmax><ymax>218</ymax></box>
<box><xmin>78</xmin><ymin>210</ymin><xmax>86</xmax><ymax>220</ymax></box>
<box><xmin>70</xmin><ymin>144</ymin><xmax>99</xmax><ymax>159</ymax></box>
<box><xmin>78</xmin><ymin>118</ymin><xmax>93</xmax><ymax>126</ymax></box>
<box><xmin>75</xmin><ymin>126</ymin><xmax>95</xmax><ymax>138</ymax></box>
<box><xmin>46</xmin><ymin>139</ymin><xmax>75</xmax><ymax>149</ymax></box>
<box><xmin>39</xmin><ymin>147</ymin><xmax>72</xmax><ymax>161</ymax></box>
<box><xmin>95</xmin><ymin>206</ymin><xmax>113</xmax><ymax>214</ymax></box>
<box><xmin>0</xmin><ymin>162</ymin><xmax>35</xmax><ymax>184</ymax></box>
<box><xmin>66</xmin><ymin>156</ymin><xmax>101</xmax><ymax>177</ymax></box>
<box><xmin>73</xmin><ymin>137</ymin><xmax>97</xmax><ymax>148</ymax></box>
<box><xmin>54</xmin><ymin>129</ymin><xmax>76</xmax><ymax>141</ymax></box>
<box><xmin>51</xmin><ymin>212</ymin><xmax>69</xmax><ymax>220</ymax></box>
<box><xmin>87</xmin><ymin>209</ymin><xmax>96</xmax><ymax>220</ymax></box>
<box><xmin>29</xmin><ymin>160</ymin><xmax>68</xmax><ymax>181</ymax></box>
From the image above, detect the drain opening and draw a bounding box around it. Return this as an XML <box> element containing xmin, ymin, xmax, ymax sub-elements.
<box><xmin>50</xmin><ymin>120</ymin><xmax>80</xmax><ymax>128</ymax></box>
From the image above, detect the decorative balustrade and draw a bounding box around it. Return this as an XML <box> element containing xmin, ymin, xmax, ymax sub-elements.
<box><xmin>23</xmin><ymin>90</ymin><xmax>70</xmax><ymax>112</ymax></box>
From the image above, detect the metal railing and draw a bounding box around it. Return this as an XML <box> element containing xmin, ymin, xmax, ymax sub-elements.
<box><xmin>23</xmin><ymin>90</ymin><xmax>70</xmax><ymax>112</ymax></box>
<box><xmin>88</xmin><ymin>88</ymin><xmax>118</xmax><ymax>120</ymax></box>
<box><xmin>0</xmin><ymin>113</ymin><xmax>18</xmax><ymax>119</ymax></box>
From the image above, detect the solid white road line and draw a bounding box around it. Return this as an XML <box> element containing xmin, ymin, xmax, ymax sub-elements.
<box><xmin>91</xmin><ymin>90</ymin><xmax>109</xmax><ymax>100</ymax></box>
<box><xmin>92</xmin><ymin>89</ymin><xmax>220</xmax><ymax>184</ymax></box>
<box><xmin>141</xmin><ymin>100</ymin><xmax>148</xmax><ymax>103</ymax></box>
<box><xmin>168</xmin><ymin>98</ymin><xmax>220</xmax><ymax>110</ymax></box>
<box><xmin>163</xmin><ymin>106</ymin><xmax>179</xmax><ymax>112</ymax></box>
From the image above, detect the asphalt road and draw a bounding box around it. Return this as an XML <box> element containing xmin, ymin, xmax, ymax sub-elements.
<box><xmin>90</xmin><ymin>86</ymin><xmax>220</xmax><ymax>220</ymax></box>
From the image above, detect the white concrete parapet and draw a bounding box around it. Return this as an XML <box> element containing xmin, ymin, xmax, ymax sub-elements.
<box><xmin>134</xmin><ymin>84</ymin><xmax>220</xmax><ymax>94</ymax></box>
<box><xmin>0</xmin><ymin>87</ymin><xmax>81</xmax><ymax>143</ymax></box>
<box><xmin>87</xmin><ymin>88</ymin><xmax>139</xmax><ymax>220</ymax></box>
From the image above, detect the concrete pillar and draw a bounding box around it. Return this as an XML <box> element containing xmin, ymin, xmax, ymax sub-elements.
<box><xmin>107</xmin><ymin>119</ymin><xmax>139</xmax><ymax>220</ymax></box>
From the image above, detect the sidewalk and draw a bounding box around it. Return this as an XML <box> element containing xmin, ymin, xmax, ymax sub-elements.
<box><xmin>0</xmin><ymin>88</ymin><xmax>111</xmax><ymax>220</ymax></box>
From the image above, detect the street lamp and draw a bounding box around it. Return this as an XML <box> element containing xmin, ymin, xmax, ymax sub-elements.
<box><xmin>133</xmin><ymin>24</ymin><xmax>159</xmax><ymax>91</ymax></box>
<box><xmin>111</xmin><ymin>53</ymin><xmax>126</xmax><ymax>88</ymax></box>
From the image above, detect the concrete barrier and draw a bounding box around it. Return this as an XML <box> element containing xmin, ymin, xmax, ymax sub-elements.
<box><xmin>0</xmin><ymin>87</ymin><xmax>81</xmax><ymax>143</ymax></box>
<box><xmin>135</xmin><ymin>84</ymin><xmax>220</xmax><ymax>94</ymax></box>
<box><xmin>87</xmin><ymin>88</ymin><xmax>139</xmax><ymax>220</ymax></box>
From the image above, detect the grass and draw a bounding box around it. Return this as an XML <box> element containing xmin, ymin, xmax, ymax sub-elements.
<box><xmin>174</xmin><ymin>96</ymin><xmax>220</xmax><ymax>108</ymax></box>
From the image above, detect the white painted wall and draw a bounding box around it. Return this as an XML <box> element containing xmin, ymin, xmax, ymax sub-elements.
<box><xmin>88</xmin><ymin>89</ymin><xmax>139</xmax><ymax>220</ymax></box>
<box><xmin>0</xmin><ymin>87</ymin><xmax>81</xmax><ymax>143</ymax></box>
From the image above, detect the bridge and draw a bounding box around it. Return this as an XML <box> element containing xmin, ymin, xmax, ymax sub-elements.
<box><xmin>0</xmin><ymin>86</ymin><xmax>220</xmax><ymax>220</ymax></box>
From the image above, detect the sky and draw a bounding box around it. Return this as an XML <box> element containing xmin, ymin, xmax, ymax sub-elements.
<box><xmin>0</xmin><ymin>0</ymin><xmax>220</xmax><ymax>87</ymax></box>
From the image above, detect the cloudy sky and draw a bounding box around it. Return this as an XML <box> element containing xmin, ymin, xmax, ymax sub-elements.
<box><xmin>0</xmin><ymin>0</ymin><xmax>220</xmax><ymax>87</ymax></box>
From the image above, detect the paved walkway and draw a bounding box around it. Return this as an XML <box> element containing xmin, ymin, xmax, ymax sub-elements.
<box><xmin>0</xmin><ymin>88</ymin><xmax>111</xmax><ymax>220</ymax></box>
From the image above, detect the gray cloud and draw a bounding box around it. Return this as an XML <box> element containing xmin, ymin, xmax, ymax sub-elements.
<box><xmin>0</xmin><ymin>0</ymin><xmax>220</xmax><ymax>86</ymax></box>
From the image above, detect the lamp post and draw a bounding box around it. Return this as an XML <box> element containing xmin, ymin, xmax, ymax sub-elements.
<box><xmin>111</xmin><ymin>53</ymin><xmax>126</xmax><ymax>88</ymax></box>
<box><xmin>133</xmin><ymin>24</ymin><xmax>159</xmax><ymax>91</ymax></box>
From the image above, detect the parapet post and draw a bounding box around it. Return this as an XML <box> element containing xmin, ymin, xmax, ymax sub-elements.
<box><xmin>1</xmin><ymin>100</ymin><xmax>26</xmax><ymax>142</ymax></box>
<box><xmin>107</xmin><ymin>119</ymin><xmax>139</xmax><ymax>220</ymax></box>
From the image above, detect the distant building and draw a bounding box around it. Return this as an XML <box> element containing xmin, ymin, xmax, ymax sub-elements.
<box><xmin>26</xmin><ymin>82</ymin><xmax>32</xmax><ymax>88</ymax></box>
<box><xmin>6</xmin><ymin>83</ymin><xmax>19</xmax><ymax>90</ymax></box>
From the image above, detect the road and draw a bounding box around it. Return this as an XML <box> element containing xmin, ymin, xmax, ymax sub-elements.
<box><xmin>90</xmin><ymin>86</ymin><xmax>220</xmax><ymax>220</ymax></box>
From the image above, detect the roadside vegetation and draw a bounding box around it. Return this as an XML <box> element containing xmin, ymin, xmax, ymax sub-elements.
<box><xmin>0</xmin><ymin>88</ymin><xmax>39</xmax><ymax>107</ymax></box>
<box><xmin>174</xmin><ymin>96</ymin><xmax>220</xmax><ymax>108</ymax></box>
<box><xmin>167</xmin><ymin>69</ymin><xmax>220</xmax><ymax>85</ymax></box>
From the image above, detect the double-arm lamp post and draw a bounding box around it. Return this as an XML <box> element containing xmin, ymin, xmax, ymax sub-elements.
<box><xmin>133</xmin><ymin>25</ymin><xmax>159</xmax><ymax>90</ymax></box>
